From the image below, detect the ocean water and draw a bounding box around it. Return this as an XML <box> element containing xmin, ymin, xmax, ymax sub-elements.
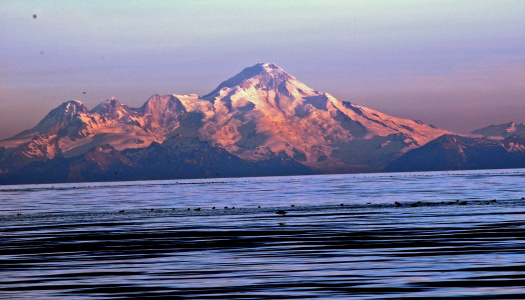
<box><xmin>1</xmin><ymin>169</ymin><xmax>525</xmax><ymax>299</ymax></box>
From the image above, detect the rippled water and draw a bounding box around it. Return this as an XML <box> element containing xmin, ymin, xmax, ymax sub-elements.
<box><xmin>2</xmin><ymin>169</ymin><xmax>525</xmax><ymax>299</ymax></box>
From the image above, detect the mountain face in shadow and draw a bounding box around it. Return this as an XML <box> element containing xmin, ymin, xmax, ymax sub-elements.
<box><xmin>384</xmin><ymin>135</ymin><xmax>525</xmax><ymax>172</ymax></box>
<box><xmin>0</xmin><ymin>137</ymin><xmax>312</xmax><ymax>185</ymax></box>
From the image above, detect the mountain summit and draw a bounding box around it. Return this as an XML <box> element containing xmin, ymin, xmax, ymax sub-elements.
<box><xmin>470</xmin><ymin>122</ymin><xmax>525</xmax><ymax>139</ymax></box>
<box><xmin>1</xmin><ymin>63</ymin><xmax>451</xmax><ymax>179</ymax></box>
<box><xmin>203</xmin><ymin>63</ymin><xmax>312</xmax><ymax>100</ymax></box>
<box><xmin>197</xmin><ymin>63</ymin><xmax>450</xmax><ymax>169</ymax></box>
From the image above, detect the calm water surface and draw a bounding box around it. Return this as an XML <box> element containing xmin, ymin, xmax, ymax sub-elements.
<box><xmin>1</xmin><ymin>169</ymin><xmax>525</xmax><ymax>299</ymax></box>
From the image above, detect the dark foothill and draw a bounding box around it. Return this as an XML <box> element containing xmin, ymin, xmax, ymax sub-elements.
<box><xmin>459</xmin><ymin>201</ymin><xmax>467</xmax><ymax>205</ymax></box>
<box><xmin>395</xmin><ymin>201</ymin><xmax>402</xmax><ymax>207</ymax></box>
<box><xmin>194</xmin><ymin>208</ymin><xmax>201</xmax><ymax>211</ymax></box>
<box><xmin>150</xmin><ymin>208</ymin><xmax>154</xmax><ymax>211</ymax></box>
<box><xmin>291</xmin><ymin>204</ymin><xmax>295</xmax><ymax>207</ymax></box>
<box><xmin>410</xmin><ymin>203</ymin><xmax>418</xmax><ymax>207</ymax></box>
<box><xmin>276</xmin><ymin>210</ymin><xmax>287</xmax><ymax>216</ymax></box>
<box><xmin>258</xmin><ymin>206</ymin><xmax>261</xmax><ymax>208</ymax></box>
<box><xmin>119</xmin><ymin>210</ymin><xmax>125</xmax><ymax>213</ymax></box>
<box><xmin>340</xmin><ymin>203</ymin><xmax>345</xmax><ymax>206</ymax></box>
<box><xmin>212</xmin><ymin>207</ymin><xmax>215</xmax><ymax>209</ymax></box>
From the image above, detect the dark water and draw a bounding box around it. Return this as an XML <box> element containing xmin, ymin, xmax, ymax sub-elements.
<box><xmin>2</xmin><ymin>169</ymin><xmax>525</xmax><ymax>299</ymax></box>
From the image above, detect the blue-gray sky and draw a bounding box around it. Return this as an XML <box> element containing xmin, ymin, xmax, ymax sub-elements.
<box><xmin>1</xmin><ymin>0</ymin><xmax>524</xmax><ymax>139</ymax></box>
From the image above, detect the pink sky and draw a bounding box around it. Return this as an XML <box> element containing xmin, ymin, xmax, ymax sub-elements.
<box><xmin>1</xmin><ymin>1</ymin><xmax>524</xmax><ymax>139</ymax></box>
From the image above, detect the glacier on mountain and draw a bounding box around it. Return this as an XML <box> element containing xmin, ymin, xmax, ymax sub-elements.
<box><xmin>0</xmin><ymin>63</ymin><xmax>451</xmax><ymax>173</ymax></box>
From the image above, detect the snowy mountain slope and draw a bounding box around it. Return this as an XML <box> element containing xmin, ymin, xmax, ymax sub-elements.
<box><xmin>196</xmin><ymin>63</ymin><xmax>450</xmax><ymax>167</ymax></box>
<box><xmin>470</xmin><ymin>122</ymin><xmax>525</xmax><ymax>139</ymax></box>
<box><xmin>0</xmin><ymin>96</ymin><xmax>187</xmax><ymax>159</ymax></box>
<box><xmin>0</xmin><ymin>63</ymin><xmax>451</xmax><ymax>174</ymax></box>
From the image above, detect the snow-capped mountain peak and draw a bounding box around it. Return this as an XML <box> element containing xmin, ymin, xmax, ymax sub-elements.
<box><xmin>25</xmin><ymin>100</ymin><xmax>89</xmax><ymax>135</ymax></box>
<box><xmin>202</xmin><ymin>63</ymin><xmax>315</xmax><ymax>101</ymax></box>
<box><xmin>471</xmin><ymin>121</ymin><xmax>525</xmax><ymax>139</ymax></box>
<box><xmin>1</xmin><ymin>63</ymin><xmax>452</xmax><ymax>172</ymax></box>
<box><xmin>193</xmin><ymin>64</ymin><xmax>451</xmax><ymax>165</ymax></box>
<box><xmin>91</xmin><ymin>97</ymin><xmax>122</xmax><ymax>113</ymax></box>
<box><xmin>138</xmin><ymin>94</ymin><xmax>186</xmax><ymax>115</ymax></box>
<box><xmin>58</xmin><ymin>100</ymin><xmax>89</xmax><ymax>115</ymax></box>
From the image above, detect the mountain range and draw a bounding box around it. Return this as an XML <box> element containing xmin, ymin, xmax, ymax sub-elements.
<box><xmin>1</xmin><ymin>63</ymin><xmax>523</xmax><ymax>184</ymax></box>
